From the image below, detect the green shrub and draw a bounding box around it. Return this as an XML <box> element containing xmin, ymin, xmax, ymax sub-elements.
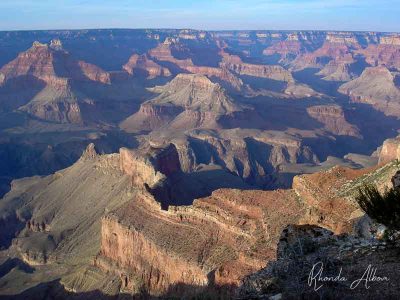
<box><xmin>356</xmin><ymin>184</ymin><xmax>400</xmax><ymax>239</ymax></box>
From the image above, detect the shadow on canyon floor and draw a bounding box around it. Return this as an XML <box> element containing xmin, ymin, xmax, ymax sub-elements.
<box><xmin>293</xmin><ymin>68</ymin><xmax>344</xmax><ymax>97</ymax></box>
<box><xmin>0</xmin><ymin>258</ymin><xmax>35</xmax><ymax>279</ymax></box>
<box><xmin>148</xmin><ymin>167</ymin><xmax>256</xmax><ymax>209</ymax></box>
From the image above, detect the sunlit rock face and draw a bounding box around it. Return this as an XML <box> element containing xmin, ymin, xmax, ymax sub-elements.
<box><xmin>339</xmin><ymin>66</ymin><xmax>400</xmax><ymax>117</ymax></box>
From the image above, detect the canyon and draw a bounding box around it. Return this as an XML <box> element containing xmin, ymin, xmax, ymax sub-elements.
<box><xmin>0</xmin><ymin>28</ymin><xmax>400</xmax><ymax>299</ymax></box>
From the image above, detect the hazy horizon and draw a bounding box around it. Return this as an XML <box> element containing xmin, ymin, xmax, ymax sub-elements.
<box><xmin>0</xmin><ymin>27</ymin><xmax>399</xmax><ymax>34</ymax></box>
<box><xmin>1</xmin><ymin>0</ymin><xmax>399</xmax><ymax>32</ymax></box>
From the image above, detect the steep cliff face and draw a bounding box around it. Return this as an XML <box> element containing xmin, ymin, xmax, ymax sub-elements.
<box><xmin>119</xmin><ymin>143</ymin><xmax>181</xmax><ymax>188</ymax></box>
<box><xmin>0</xmin><ymin>40</ymin><xmax>110</xmax><ymax>85</ymax></box>
<box><xmin>339</xmin><ymin>66</ymin><xmax>400</xmax><ymax>117</ymax></box>
<box><xmin>165</xmin><ymin>132</ymin><xmax>319</xmax><ymax>188</ymax></box>
<box><xmin>97</xmin><ymin>213</ymin><xmax>208</xmax><ymax>294</ymax></box>
<box><xmin>95</xmin><ymin>147</ymin><xmax>400</xmax><ymax>297</ymax></box>
<box><xmin>377</xmin><ymin>136</ymin><xmax>400</xmax><ymax>164</ymax></box>
<box><xmin>95</xmin><ymin>188</ymin><xmax>304</xmax><ymax>296</ymax></box>
<box><xmin>307</xmin><ymin>105</ymin><xmax>361</xmax><ymax>137</ymax></box>
<box><xmin>224</xmin><ymin>61</ymin><xmax>294</xmax><ymax>82</ymax></box>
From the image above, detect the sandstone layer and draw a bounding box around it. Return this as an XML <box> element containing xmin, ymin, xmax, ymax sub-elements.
<box><xmin>339</xmin><ymin>66</ymin><xmax>400</xmax><ymax>117</ymax></box>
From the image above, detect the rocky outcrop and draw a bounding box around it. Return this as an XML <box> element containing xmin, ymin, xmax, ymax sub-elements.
<box><xmin>283</xmin><ymin>82</ymin><xmax>319</xmax><ymax>97</ymax></box>
<box><xmin>291</xmin><ymin>158</ymin><xmax>400</xmax><ymax>232</ymax></box>
<box><xmin>217</xmin><ymin>49</ymin><xmax>319</xmax><ymax>96</ymax></box>
<box><xmin>225</xmin><ymin>61</ymin><xmax>294</xmax><ymax>82</ymax></box>
<box><xmin>121</xmin><ymin>102</ymin><xmax>183</xmax><ymax>132</ymax></box>
<box><xmin>145</xmin><ymin>39</ymin><xmax>244</xmax><ymax>90</ymax></box>
<box><xmin>339</xmin><ymin>66</ymin><xmax>400</xmax><ymax>117</ymax></box>
<box><xmin>221</xmin><ymin>52</ymin><xmax>294</xmax><ymax>82</ymax></box>
<box><xmin>237</xmin><ymin>223</ymin><xmax>399</xmax><ymax>300</ymax></box>
<box><xmin>185</xmin><ymin>65</ymin><xmax>243</xmax><ymax>91</ymax></box>
<box><xmin>74</xmin><ymin>61</ymin><xmax>111</xmax><ymax>84</ymax></box>
<box><xmin>148</xmin><ymin>38</ymin><xmax>195</xmax><ymax>70</ymax></box>
<box><xmin>123</xmin><ymin>53</ymin><xmax>171</xmax><ymax>78</ymax></box>
<box><xmin>292</xmin><ymin>167</ymin><xmax>363</xmax><ymax>233</ymax></box>
<box><xmin>377</xmin><ymin>136</ymin><xmax>400</xmax><ymax>164</ymax></box>
<box><xmin>325</xmin><ymin>32</ymin><xmax>361</xmax><ymax>47</ymax></box>
<box><xmin>119</xmin><ymin>143</ymin><xmax>181</xmax><ymax>188</ymax></box>
<box><xmin>307</xmin><ymin>105</ymin><xmax>361</xmax><ymax>137</ymax></box>
<box><xmin>16</xmin><ymin>79</ymin><xmax>86</xmax><ymax>124</ymax></box>
<box><xmin>80</xmin><ymin>143</ymin><xmax>98</xmax><ymax>161</ymax></box>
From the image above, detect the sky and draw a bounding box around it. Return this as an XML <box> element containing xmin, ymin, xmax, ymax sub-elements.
<box><xmin>0</xmin><ymin>0</ymin><xmax>399</xmax><ymax>32</ymax></box>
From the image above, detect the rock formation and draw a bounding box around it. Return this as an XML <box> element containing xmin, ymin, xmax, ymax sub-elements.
<box><xmin>145</xmin><ymin>38</ymin><xmax>243</xmax><ymax>91</ymax></box>
<box><xmin>148</xmin><ymin>37</ymin><xmax>195</xmax><ymax>70</ymax></box>
<box><xmin>316</xmin><ymin>55</ymin><xmax>356</xmax><ymax>81</ymax></box>
<box><xmin>119</xmin><ymin>143</ymin><xmax>181</xmax><ymax>188</ymax></box>
<box><xmin>356</xmin><ymin>35</ymin><xmax>400</xmax><ymax>70</ymax></box>
<box><xmin>0</xmin><ymin>40</ymin><xmax>113</xmax><ymax>123</ymax></box>
<box><xmin>0</xmin><ymin>144</ymin><xmax>133</xmax><ymax>266</ymax></box>
<box><xmin>377</xmin><ymin>136</ymin><xmax>400</xmax><ymax>164</ymax></box>
<box><xmin>238</xmin><ymin>223</ymin><xmax>400</xmax><ymax>299</ymax></box>
<box><xmin>95</xmin><ymin>188</ymin><xmax>303</xmax><ymax>296</ymax></box>
<box><xmin>95</xmin><ymin>146</ymin><xmax>400</xmax><ymax>297</ymax></box>
<box><xmin>290</xmin><ymin>33</ymin><xmax>358</xmax><ymax>72</ymax></box>
<box><xmin>339</xmin><ymin>66</ymin><xmax>400</xmax><ymax>117</ymax></box>
<box><xmin>123</xmin><ymin>53</ymin><xmax>171</xmax><ymax>78</ymax></box>
<box><xmin>1</xmin><ymin>135</ymin><xmax>400</xmax><ymax>298</ymax></box>
<box><xmin>0</xmin><ymin>39</ymin><xmax>110</xmax><ymax>85</ymax></box>
<box><xmin>120</xmin><ymin>74</ymin><xmax>246</xmax><ymax>132</ymax></box>
<box><xmin>306</xmin><ymin>105</ymin><xmax>361</xmax><ymax>137</ymax></box>
<box><xmin>263</xmin><ymin>40</ymin><xmax>305</xmax><ymax>63</ymax></box>
<box><xmin>220</xmin><ymin>50</ymin><xmax>294</xmax><ymax>82</ymax></box>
